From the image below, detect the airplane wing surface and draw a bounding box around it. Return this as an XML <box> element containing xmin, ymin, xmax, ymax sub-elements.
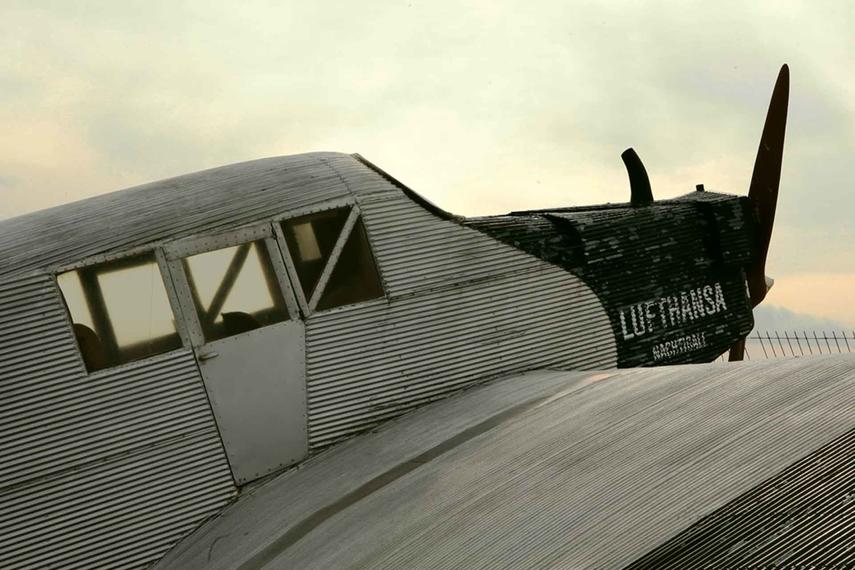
<box><xmin>157</xmin><ymin>356</ymin><xmax>855</xmax><ymax>569</ymax></box>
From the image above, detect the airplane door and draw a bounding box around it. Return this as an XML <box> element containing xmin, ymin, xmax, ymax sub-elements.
<box><xmin>164</xmin><ymin>227</ymin><xmax>307</xmax><ymax>485</ymax></box>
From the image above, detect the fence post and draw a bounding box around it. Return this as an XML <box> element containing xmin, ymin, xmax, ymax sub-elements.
<box><xmin>775</xmin><ymin>330</ymin><xmax>787</xmax><ymax>356</ymax></box>
<box><xmin>784</xmin><ymin>331</ymin><xmax>796</xmax><ymax>357</ymax></box>
<box><xmin>832</xmin><ymin>331</ymin><xmax>842</xmax><ymax>353</ymax></box>
<box><xmin>758</xmin><ymin>333</ymin><xmax>769</xmax><ymax>359</ymax></box>
<box><xmin>793</xmin><ymin>330</ymin><xmax>804</xmax><ymax>356</ymax></box>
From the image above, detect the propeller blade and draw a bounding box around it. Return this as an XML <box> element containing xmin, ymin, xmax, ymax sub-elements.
<box><xmin>746</xmin><ymin>64</ymin><xmax>789</xmax><ymax>307</ymax></box>
<box><xmin>728</xmin><ymin>337</ymin><xmax>746</xmax><ymax>361</ymax></box>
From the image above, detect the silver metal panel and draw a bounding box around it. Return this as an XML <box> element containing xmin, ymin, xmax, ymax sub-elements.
<box><xmin>358</xmin><ymin>193</ymin><xmax>547</xmax><ymax>298</ymax></box>
<box><xmin>0</xmin><ymin>431</ymin><xmax>233</xmax><ymax>570</ymax></box>
<box><xmin>306</xmin><ymin>266</ymin><xmax>616</xmax><ymax>448</ymax></box>
<box><xmin>268</xmin><ymin>356</ymin><xmax>855</xmax><ymax>570</ymax></box>
<box><xmin>0</xmin><ymin>273</ymin><xmax>236</xmax><ymax>569</ymax></box>
<box><xmin>295</xmin><ymin>189</ymin><xmax>617</xmax><ymax>448</ymax></box>
<box><xmin>0</xmin><ymin>153</ymin><xmax>388</xmax><ymax>280</ymax></box>
<box><xmin>155</xmin><ymin>356</ymin><xmax>855</xmax><ymax>570</ymax></box>
<box><xmin>196</xmin><ymin>320</ymin><xmax>307</xmax><ymax>484</ymax></box>
<box><xmin>155</xmin><ymin>369</ymin><xmax>591</xmax><ymax>570</ymax></box>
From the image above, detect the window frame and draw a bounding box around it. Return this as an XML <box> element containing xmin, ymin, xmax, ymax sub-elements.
<box><xmin>274</xmin><ymin>203</ymin><xmax>387</xmax><ymax>316</ymax></box>
<box><xmin>162</xmin><ymin>223</ymin><xmax>301</xmax><ymax>347</ymax></box>
<box><xmin>50</xmin><ymin>200</ymin><xmax>387</xmax><ymax>370</ymax></box>
<box><xmin>53</xmin><ymin>247</ymin><xmax>191</xmax><ymax>374</ymax></box>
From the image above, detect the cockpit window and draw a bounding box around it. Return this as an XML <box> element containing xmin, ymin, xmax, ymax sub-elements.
<box><xmin>57</xmin><ymin>253</ymin><xmax>182</xmax><ymax>373</ymax></box>
<box><xmin>281</xmin><ymin>208</ymin><xmax>349</xmax><ymax>299</ymax></box>
<box><xmin>281</xmin><ymin>207</ymin><xmax>384</xmax><ymax>312</ymax></box>
<box><xmin>182</xmin><ymin>240</ymin><xmax>290</xmax><ymax>342</ymax></box>
<box><xmin>316</xmin><ymin>219</ymin><xmax>384</xmax><ymax>310</ymax></box>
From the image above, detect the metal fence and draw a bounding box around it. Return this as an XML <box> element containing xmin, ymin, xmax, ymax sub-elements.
<box><xmin>718</xmin><ymin>331</ymin><xmax>855</xmax><ymax>361</ymax></box>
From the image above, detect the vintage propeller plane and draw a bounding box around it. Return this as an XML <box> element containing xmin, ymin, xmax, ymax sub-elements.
<box><xmin>5</xmin><ymin>65</ymin><xmax>853</xmax><ymax>569</ymax></box>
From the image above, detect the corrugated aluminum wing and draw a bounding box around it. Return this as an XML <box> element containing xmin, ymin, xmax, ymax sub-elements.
<box><xmin>271</xmin><ymin>356</ymin><xmax>855</xmax><ymax>569</ymax></box>
<box><xmin>0</xmin><ymin>274</ymin><xmax>236</xmax><ymax>569</ymax></box>
<box><xmin>153</xmin><ymin>356</ymin><xmax>855</xmax><ymax>569</ymax></box>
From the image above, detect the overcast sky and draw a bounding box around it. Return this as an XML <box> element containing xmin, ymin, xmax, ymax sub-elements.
<box><xmin>2</xmin><ymin>1</ymin><xmax>854</xmax><ymax>328</ymax></box>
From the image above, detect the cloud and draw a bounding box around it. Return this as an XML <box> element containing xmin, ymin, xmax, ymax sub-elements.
<box><xmin>753</xmin><ymin>303</ymin><xmax>851</xmax><ymax>333</ymax></box>
<box><xmin>762</xmin><ymin>273</ymin><xmax>855</xmax><ymax>329</ymax></box>
<box><xmin>1</xmin><ymin>0</ymin><xmax>854</xmax><ymax>285</ymax></box>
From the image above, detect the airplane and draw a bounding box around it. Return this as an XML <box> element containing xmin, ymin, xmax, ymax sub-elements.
<box><xmin>4</xmin><ymin>64</ymin><xmax>848</xmax><ymax>569</ymax></box>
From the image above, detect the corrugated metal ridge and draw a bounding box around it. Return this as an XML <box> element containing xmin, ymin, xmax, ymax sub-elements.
<box><xmin>304</xmin><ymin>262</ymin><xmax>602</xmax><ymax>319</ymax></box>
<box><xmin>1</xmin><ymin>175</ymin><xmax>344</xmax><ymax>280</ymax></box>
<box><xmin>151</xmin><ymin>369</ymin><xmax>593</xmax><ymax>570</ymax></box>
<box><xmin>305</xmin><ymin>258</ymin><xmax>616</xmax><ymax>448</ymax></box>
<box><xmin>0</xmin><ymin>152</ymin><xmax>386</xmax><ymax>279</ymax></box>
<box><xmin>306</xmin><ymin>353</ymin><xmax>615</xmax><ymax>433</ymax></box>
<box><xmin>0</xmin><ymin>331</ymin><xmax>77</xmax><ymax>366</ymax></box>
<box><xmin>306</xmin><ymin>274</ymin><xmax>603</xmax><ymax>344</ymax></box>
<box><xmin>1</xmin><ymin>360</ymin><xmax>199</xmax><ymax>429</ymax></box>
<box><xmin>310</xmin><ymin>331</ymin><xmax>616</xmax><ymax>399</ymax></box>
<box><xmin>0</xmin><ymin>355</ymin><xmax>78</xmax><ymax>389</ymax></box>
<box><xmin>307</xmin><ymin>340</ymin><xmax>614</xmax><ymax>415</ymax></box>
<box><xmin>0</xmin><ymin>351</ymin><xmax>216</xmax><ymax>492</ymax></box>
<box><xmin>0</xmin><ymin>431</ymin><xmax>234</xmax><ymax>570</ymax></box>
<box><xmin>0</xmin><ymin>152</ymin><xmax>338</xmax><ymax>231</ymax></box>
<box><xmin>1</xmin><ymin>400</ymin><xmax>216</xmax><ymax>489</ymax></box>
<box><xmin>265</xmin><ymin>356</ymin><xmax>855</xmax><ymax>569</ymax></box>
<box><xmin>0</xmin><ymin>284</ymin><xmax>58</xmax><ymax>306</ymax></box>
<box><xmin>1</xmin><ymin>349</ymin><xmax>192</xmax><ymax>416</ymax></box>
<box><xmin>359</xmin><ymin>193</ymin><xmax>550</xmax><ymax>299</ymax></box>
<box><xmin>0</xmin><ymin>346</ymin><xmax>79</xmax><ymax>376</ymax></box>
<box><xmin>1</xmin><ymin>429</ymin><xmax>225</xmax><ymax>524</ymax></box>
<box><xmin>624</xmin><ymin>401</ymin><xmax>855</xmax><ymax>568</ymax></box>
<box><xmin>1</xmin><ymin>387</ymin><xmax>206</xmax><ymax>454</ymax></box>
<box><xmin>307</xmin><ymin>322</ymin><xmax>613</xmax><ymax>399</ymax></box>
<box><xmin>307</xmin><ymin>314</ymin><xmax>611</xmax><ymax>377</ymax></box>
<box><xmin>0</xmin><ymin>272</ymin><xmax>236</xmax><ymax>569</ymax></box>
<box><xmin>314</xmin><ymin>302</ymin><xmax>612</xmax><ymax>352</ymax></box>
<box><xmin>303</xmin><ymin>277</ymin><xmax>609</xmax><ymax>337</ymax></box>
<box><xmin>242</xmin><ymin>375</ymin><xmax>579</xmax><ymax>569</ymax></box>
<box><xmin>308</xmin><ymin>334</ymin><xmax>614</xmax><ymax>403</ymax></box>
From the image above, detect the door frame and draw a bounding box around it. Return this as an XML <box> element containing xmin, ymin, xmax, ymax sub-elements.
<box><xmin>162</xmin><ymin>223</ymin><xmax>302</xmax><ymax>347</ymax></box>
<box><xmin>161</xmin><ymin>222</ymin><xmax>308</xmax><ymax>484</ymax></box>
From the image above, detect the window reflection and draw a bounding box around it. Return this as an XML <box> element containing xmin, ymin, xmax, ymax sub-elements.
<box><xmin>317</xmin><ymin>219</ymin><xmax>384</xmax><ymax>310</ymax></box>
<box><xmin>57</xmin><ymin>253</ymin><xmax>182</xmax><ymax>373</ymax></box>
<box><xmin>282</xmin><ymin>208</ymin><xmax>349</xmax><ymax>299</ymax></box>
<box><xmin>183</xmin><ymin>241</ymin><xmax>290</xmax><ymax>342</ymax></box>
<box><xmin>281</xmin><ymin>208</ymin><xmax>385</xmax><ymax>312</ymax></box>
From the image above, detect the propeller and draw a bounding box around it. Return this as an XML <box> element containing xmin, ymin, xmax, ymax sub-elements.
<box><xmin>729</xmin><ymin>64</ymin><xmax>789</xmax><ymax>362</ymax></box>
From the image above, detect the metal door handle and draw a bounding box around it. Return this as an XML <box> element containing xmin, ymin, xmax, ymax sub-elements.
<box><xmin>199</xmin><ymin>351</ymin><xmax>219</xmax><ymax>361</ymax></box>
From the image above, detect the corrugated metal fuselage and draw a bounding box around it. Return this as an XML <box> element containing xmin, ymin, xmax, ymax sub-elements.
<box><xmin>0</xmin><ymin>153</ymin><xmax>758</xmax><ymax>568</ymax></box>
<box><xmin>0</xmin><ymin>225</ymin><xmax>613</xmax><ymax>567</ymax></box>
